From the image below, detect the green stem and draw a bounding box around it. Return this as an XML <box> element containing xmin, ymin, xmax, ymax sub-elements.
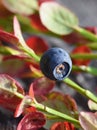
<box><xmin>71</xmin><ymin>53</ymin><xmax>97</xmax><ymax>59</ymax></box>
<box><xmin>87</xmin><ymin>42</ymin><xmax>97</xmax><ymax>50</ymax></box>
<box><xmin>75</xmin><ymin>42</ymin><xmax>97</xmax><ymax>50</ymax></box>
<box><xmin>22</xmin><ymin>47</ymin><xmax>40</xmax><ymax>62</ymax></box>
<box><xmin>72</xmin><ymin>65</ymin><xmax>97</xmax><ymax>76</ymax></box>
<box><xmin>14</xmin><ymin>92</ymin><xmax>24</xmax><ymax>99</ymax></box>
<box><xmin>74</xmin><ymin>26</ymin><xmax>97</xmax><ymax>42</ymax></box>
<box><xmin>14</xmin><ymin>91</ymin><xmax>80</xmax><ymax>127</ymax></box>
<box><xmin>33</xmin><ymin>102</ymin><xmax>80</xmax><ymax>127</ymax></box>
<box><xmin>64</xmin><ymin>78</ymin><xmax>97</xmax><ymax>103</ymax></box>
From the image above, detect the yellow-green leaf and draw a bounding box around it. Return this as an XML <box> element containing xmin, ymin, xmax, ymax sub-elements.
<box><xmin>2</xmin><ymin>0</ymin><xmax>38</xmax><ymax>15</ymax></box>
<box><xmin>39</xmin><ymin>2</ymin><xmax>79</xmax><ymax>35</ymax></box>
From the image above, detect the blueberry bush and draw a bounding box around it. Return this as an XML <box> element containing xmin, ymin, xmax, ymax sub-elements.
<box><xmin>0</xmin><ymin>0</ymin><xmax>97</xmax><ymax>130</ymax></box>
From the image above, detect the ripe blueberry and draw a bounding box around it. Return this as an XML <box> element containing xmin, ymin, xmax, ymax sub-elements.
<box><xmin>40</xmin><ymin>47</ymin><xmax>72</xmax><ymax>81</ymax></box>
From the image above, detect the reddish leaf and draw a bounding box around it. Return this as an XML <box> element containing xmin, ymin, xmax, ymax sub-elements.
<box><xmin>50</xmin><ymin>122</ymin><xmax>75</xmax><ymax>130</ymax></box>
<box><xmin>29</xmin><ymin>13</ymin><xmax>48</xmax><ymax>32</ymax></box>
<box><xmin>14</xmin><ymin>96</ymin><xmax>36</xmax><ymax>117</ymax></box>
<box><xmin>17</xmin><ymin>111</ymin><xmax>46</xmax><ymax>130</ymax></box>
<box><xmin>85</xmin><ymin>26</ymin><xmax>97</xmax><ymax>35</ymax></box>
<box><xmin>30</xmin><ymin>65</ymin><xmax>43</xmax><ymax>78</ymax></box>
<box><xmin>13</xmin><ymin>16</ymin><xmax>27</xmax><ymax>47</ymax></box>
<box><xmin>21</xmin><ymin>65</ymin><xmax>43</xmax><ymax>79</ymax></box>
<box><xmin>26</xmin><ymin>36</ymin><xmax>49</xmax><ymax>55</ymax></box>
<box><xmin>47</xmin><ymin>92</ymin><xmax>78</xmax><ymax>112</ymax></box>
<box><xmin>24</xmin><ymin>106</ymin><xmax>36</xmax><ymax>114</ymax></box>
<box><xmin>3</xmin><ymin>54</ymin><xmax>28</xmax><ymax>61</ymax></box>
<box><xmin>0</xmin><ymin>29</ymin><xmax>19</xmax><ymax>45</ymax></box>
<box><xmin>13</xmin><ymin>16</ymin><xmax>38</xmax><ymax>59</ymax></box>
<box><xmin>79</xmin><ymin>112</ymin><xmax>97</xmax><ymax>130</ymax></box>
<box><xmin>0</xmin><ymin>74</ymin><xmax>24</xmax><ymax>111</ymax></box>
<box><xmin>29</xmin><ymin>85</ymin><xmax>34</xmax><ymax>99</ymax></box>
<box><xmin>29</xmin><ymin>82</ymin><xmax>48</xmax><ymax>103</ymax></box>
<box><xmin>42</xmin><ymin>92</ymin><xmax>77</xmax><ymax>120</ymax></box>
<box><xmin>25</xmin><ymin>57</ymin><xmax>40</xmax><ymax>70</ymax></box>
<box><xmin>29</xmin><ymin>77</ymin><xmax>55</xmax><ymax>96</ymax></box>
<box><xmin>0</xmin><ymin>56</ymin><xmax>25</xmax><ymax>77</ymax></box>
<box><xmin>0</xmin><ymin>74</ymin><xmax>24</xmax><ymax>94</ymax></box>
<box><xmin>71</xmin><ymin>45</ymin><xmax>91</xmax><ymax>66</ymax></box>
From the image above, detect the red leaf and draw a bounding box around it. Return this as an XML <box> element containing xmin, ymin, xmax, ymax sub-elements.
<box><xmin>29</xmin><ymin>77</ymin><xmax>55</xmax><ymax>102</ymax></box>
<box><xmin>29</xmin><ymin>13</ymin><xmax>48</xmax><ymax>32</ymax></box>
<box><xmin>14</xmin><ymin>96</ymin><xmax>36</xmax><ymax>117</ymax></box>
<box><xmin>29</xmin><ymin>85</ymin><xmax>34</xmax><ymax>99</ymax></box>
<box><xmin>0</xmin><ymin>98</ymin><xmax>19</xmax><ymax>111</ymax></box>
<box><xmin>30</xmin><ymin>77</ymin><xmax>55</xmax><ymax>96</ymax></box>
<box><xmin>85</xmin><ymin>26</ymin><xmax>97</xmax><ymax>35</ymax></box>
<box><xmin>26</xmin><ymin>36</ymin><xmax>49</xmax><ymax>55</ymax></box>
<box><xmin>50</xmin><ymin>122</ymin><xmax>75</xmax><ymax>130</ymax></box>
<box><xmin>17</xmin><ymin>111</ymin><xmax>46</xmax><ymax>130</ymax></box>
<box><xmin>0</xmin><ymin>74</ymin><xmax>24</xmax><ymax>111</ymax></box>
<box><xmin>0</xmin><ymin>29</ymin><xmax>19</xmax><ymax>45</ymax></box>
<box><xmin>71</xmin><ymin>45</ymin><xmax>91</xmax><ymax>66</ymax></box>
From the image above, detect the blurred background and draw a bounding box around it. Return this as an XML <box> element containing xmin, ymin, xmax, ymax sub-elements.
<box><xmin>0</xmin><ymin>0</ymin><xmax>97</xmax><ymax>129</ymax></box>
<box><xmin>59</xmin><ymin>0</ymin><xmax>97</xmax><ymax>26</ymax></box>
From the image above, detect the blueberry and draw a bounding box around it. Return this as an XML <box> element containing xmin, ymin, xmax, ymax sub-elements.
<box><xmin>40</xmin><ymin>47</ymin><xmax>72</xmax><ymax>81</ymax></box>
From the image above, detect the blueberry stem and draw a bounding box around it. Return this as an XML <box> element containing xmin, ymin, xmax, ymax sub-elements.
<box><xmin>22</xmin><ymin>46</ymin><xmax>40</xmax><ymax>62</ymax></box>
<box><xmin>64</xmin><ymin>78</ymin><xmax>97</xmax><ymax>103</ymax></box>
<box><xmin>71</xmin><ymin>53</ymin><xmax>97</xmax><ymax>59</ymax></box>
<box><xmin>74</xmin><ymin>26</ymin><xmax>97</xmax><ymax>42</ymax></box>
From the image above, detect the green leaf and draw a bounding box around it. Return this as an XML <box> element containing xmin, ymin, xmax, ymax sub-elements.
<box><xmin>2</xmin><ymin>0</ymin><xmax>38</xmax><ymax>15</ymax></box>
<box><xmin>39</xmin><ymin>2</ymin><xmax>79</xmax><ymax>35</ymax></box>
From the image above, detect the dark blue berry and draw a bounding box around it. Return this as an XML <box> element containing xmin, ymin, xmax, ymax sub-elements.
<box><xmin>40</xmin><ymin>47</ymin><xmax>72</xmax><ymax>81</ymax></box>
